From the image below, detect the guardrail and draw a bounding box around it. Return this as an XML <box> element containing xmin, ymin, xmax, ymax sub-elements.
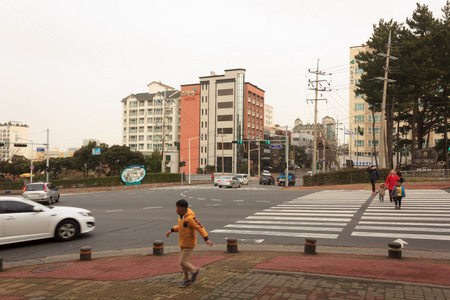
<box><xmin>402</xmin><ymin>169</ymin><xmax>450</xmax><ymax>179</ymax></box>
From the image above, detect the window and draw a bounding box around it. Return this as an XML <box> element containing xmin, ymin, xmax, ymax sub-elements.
<box><xmin>139</xmin><ymin>109</ymin><xmax>145</xmax><ymax>115</ymax></box>
<box><xmin>154</xmin><ymin>108</ymin><xmax>163</xmax><ymax>115</ymax></box>
<box><xmin>218</xmin><ymin>89</ymin><xmax>233</xmax><ymax>96</ymax></box>
<box><xmin>138</xmin><ymin>144</ymin><xmax>144</xmax><ymax>150</ymax></box>
<box><xmin>147</xmin><ymin>144</ymin><xmax>153</xmax><ymax>150</ymax></box>
<box><xmin>139</xmin><ymin>118</ymin><xmax>145</xmax><ymax>124</ymax></box>
<box><xmin>129</xmin><ymin>118</ymin><xmax>137</xmax><ymax>125</ymax></box>
<box><xmin>129</xmin><ymin>135</ymin><xmax>137</xmax><ymax>142</ymax></box>
<box><xmin>0</xmin><ymin>200</ymin><xmax>34</xmax><ymax>213</ymax></box>
<box><xmin>147</xmin><ymin>135</ymin><xmax>152</xmax><ymax>141</ymax></box>
<box><xmin>129</xmin><ymin>101</ymin><xmax>138</xmax><ymax>108</ymax></box>
<box><xmin>355</xmin><ymin>115</ymin><xmax>364</xmax><ymax>123</ymax></box>
<box><xmin>138</xmin><ymin>135</ymin><xmax>144</xmax><ymax>141</ymax></box>
<box><xmin>139</xmin><ymin>101</ymin><xmax>145</xmax><ymax>107</ymax></box>
<box><xmin>367</xmin><ymin>115</ymin><xmax>381</xmax><ymax>123</ymax></box>
<box><xmin>129</xmin><ymin>127</ymin><xmax>137</xmax><ymax>133</ymax></box>
<box><xmin>147</xmin><ymin>126</ymin><xmax>153</xmax><ymax>132</ymax></box>
<box><xmin>218</xmin><ymin>115</ymin><xmax>233</xmax><ymax>122</ymax></box>
<box><xmin>217</xmin><ymin>128</ymin><xmax>233</xmax><ymax>134</ymax></box>
<box><xmin>218</xmin><ymin>102</ymin><xmax>233</xmax><ymax>109</ymax></box>
<box><xmin>139</xmin><ymin>126</ymin><xmax>144</xmax><ymax>133</ymax></box>
<box><xmin>355</xmin><ymin>103</ymin><xmax>365</xmax><ymax>111</ymax></box>
<box><xmin>129</xmin><ymin>110</ymin><xmax>137</xmax><ymax>116</ymax></box>
<box><xmin>356</xmin><ymin>67</ymin><xmax>364</xmax><ymax>74</ymax></box>
<box><xmin>354</xmin><ymin>140</ymin><xmax>364</xmax><ymax>147</ymax></box>
<box><xmin>217</xmin><ymin>143</ymin><xmax>233</xmax><ymax>150</ymax></box>
<box><xmin>368</xmin><ymin>140</ymin><xmax>379</xmax><ymax>147</ymax></box>
<box><xmin>368</xmin><ymin>127</ymin><xmax>380</xmax><ymax>135</ymax></box>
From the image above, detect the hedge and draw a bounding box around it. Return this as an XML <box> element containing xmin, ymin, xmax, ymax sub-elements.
<box><xmin>303</xmin><ymin>168</ymin><xmax>391</xmax><ymax>187</ymax></box>
<box><xmin>0</xmin><ymin>173</ymin><xmax>182</xmax><ymax>190</ymax></box>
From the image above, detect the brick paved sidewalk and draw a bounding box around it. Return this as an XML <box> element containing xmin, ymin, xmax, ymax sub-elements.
<box><xmin>1</xmin><ymin>250</ymin><xmax>450</xmax><ymax>300</ymax></box>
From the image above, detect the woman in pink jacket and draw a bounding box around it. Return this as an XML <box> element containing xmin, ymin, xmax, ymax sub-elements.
<box><xmin>385</xmin><ymin>169</ymin><xmax>400</xmax><ymax>203</ymax></box>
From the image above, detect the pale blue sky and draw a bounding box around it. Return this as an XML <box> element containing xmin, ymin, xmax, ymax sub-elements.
<box><xmin>0</xmin><ymin>0</ymin><xmax>445</xmax><ymax>150</ymax></box>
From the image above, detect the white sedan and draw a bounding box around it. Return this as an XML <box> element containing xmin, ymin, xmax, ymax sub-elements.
<box><xmin>217</xmin><ymin>176</ymin><xmax>241</xmax><ymax>188</ymax></box>
<box><xmin>0</xmin><ymin>197</ymin><xmax>95</xmax><ymax>246</ymax></box>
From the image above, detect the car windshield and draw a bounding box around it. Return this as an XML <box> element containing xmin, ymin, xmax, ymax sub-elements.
<box><xmin>235</xmin><ymin>175</ymin><xmax>242</xmax><ymax>178</ymax></box>
<box><xmin>25</xmin><ymin>184</ymin><xmax>45</xmax><ymax>191</ymax></box>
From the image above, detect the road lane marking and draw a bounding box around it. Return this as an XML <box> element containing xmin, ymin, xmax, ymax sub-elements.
<box><xmin>106</xmin><ymin>210</ymin><xmax>124</xmax><ymax>213</ymax></box>
<box><xmin>351</xmin><ymin>232</ymin><xmax>450</xmax><ymax>241</ymax></box>
<box><xmin>236</xmin><ymin>220</ymin><xmax>348</xmax><ymax>226</ymax></box>
<box><xmin>143</xmin><ymin>206</ymin><xmax>162</xmax><ymax>210</ymax></box>
<box><xmin>255</xmin><ymin>212</ymin><xmax>355</xmax><ymax>217</ymax></box>
<box><xmin>225</xmin><ymin>224</ymin><xmax>343</xmax><ymax>232</ymax></box>
<box><xmin>210</xmin><ymin>229</ymin><xmax>338</xmax><ymax>239</ymax></box>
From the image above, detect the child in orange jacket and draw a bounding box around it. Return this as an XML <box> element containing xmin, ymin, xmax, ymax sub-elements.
<box><xmin>166</xmin><ymin>199</ymin><xmax>213</xmax><ymax>288</ymax></box>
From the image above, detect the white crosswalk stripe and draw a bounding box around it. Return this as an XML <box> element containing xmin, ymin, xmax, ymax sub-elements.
<box><xmin>352</xmin><ymin>189</ymin><xmax>450</xmax><ymax>241</ymax></box>
<box><xmin>211</xmin><ymin>190</ymin><xmax>365</xmax><ymax>239</ymax></box>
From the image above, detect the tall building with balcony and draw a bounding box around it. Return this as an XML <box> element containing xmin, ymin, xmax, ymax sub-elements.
<box><xmin>180</xmin><ymin>69</ymin><xmax>265</xmax><ymax>174</ymax></box>
<box><xmin>264</xmin><ymin>104</ymin><xmax>274</xmax><ymax>127</ymax></box>
<box><xmin>121</xmin><ymin>81</ymin><xmax>180</xmax><ymax>173</ymax></box>
<box><xmin>0</xmin><ymin>121</ymin><xmax>30</xmax><ymax>161</ymax></box>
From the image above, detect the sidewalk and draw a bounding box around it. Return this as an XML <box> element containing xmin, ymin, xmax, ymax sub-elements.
<box><xmin>1</xmin><ymin>245</ymin><xmax>450</xmax><ymax>300</ymax></box>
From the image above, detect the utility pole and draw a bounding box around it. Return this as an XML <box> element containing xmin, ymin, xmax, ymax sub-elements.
<box><xmin>285</xmin><ymin>125</ymin><xmax>289</xmax><ymax>187</ymax></box>
<box><xmin>375</xmin><ymin>30</ymin><xmax>397</xmax><ymax>169</ymax></box>
<box><xmin>221</xmin><ymin>127</ymin><xmax>224</xmax><ymax>175</ymax></box>
<box><xmin>307</xmin><ymin>59</ymin><xmax>331</xmax><ymax>174</ymax></box>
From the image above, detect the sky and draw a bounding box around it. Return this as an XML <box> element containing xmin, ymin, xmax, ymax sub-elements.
<box><xmin>0</xmin><ymin>0</ymin><xmax>446</xmax><ymax>151</ymax></box>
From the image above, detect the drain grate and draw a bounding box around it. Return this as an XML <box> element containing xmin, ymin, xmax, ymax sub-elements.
<box><xmin>32</xmin><ymin>263</ymin><xmax>73</xmax><ymax>273</ymax></box>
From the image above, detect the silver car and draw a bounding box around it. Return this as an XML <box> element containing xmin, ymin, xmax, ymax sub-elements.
<box><xmin>217</xmin><ymin>176</ymin><xmax>241</xmax><ymax>188</ymax></box>
<box><xmin>22</xmin><ymin>182</ymin><xmax>60</xmax><ymax>205</ymax></box>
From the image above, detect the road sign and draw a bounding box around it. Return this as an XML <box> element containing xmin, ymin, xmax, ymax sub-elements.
<box><xmin>270</xmin><ymin>145</ymin><xmax>282</xmax><ymax>149</ymax></box>
<box><xmin>37</xmin><ymin>147</ymin><xmax>46</xmax><ymax>152</ymax></box>
<box><xmin>30</xmin><ymin>165</ymin><xmax>34</xmax><ymax>170</ymax></box>
<box><xmin>92</xmin><ymin>148</ymin><xmax>101</xmax><ymax>155</ymax></box>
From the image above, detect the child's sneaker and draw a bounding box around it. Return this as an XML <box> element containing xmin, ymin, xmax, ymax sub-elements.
<box><xmin>179</xmin><ymin>280</ymin><xmax>190</xmax><ymax>288</ymax></box>
<box><xmin>190</xmin><ymin>268</ymin><xmax>200</xmax><ymax>283</ymax></box>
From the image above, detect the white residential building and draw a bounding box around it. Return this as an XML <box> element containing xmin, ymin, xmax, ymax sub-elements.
<box><xmin>121</xmin><ymin>81</ymin><xmax>180</xmax><ymax>173</ymax></box>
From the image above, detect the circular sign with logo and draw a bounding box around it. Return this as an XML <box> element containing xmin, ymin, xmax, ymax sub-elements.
<box><xmin>30</xmin><ymin>165</ymin><xmax>34</xmax><ymax>170</ymax></box>
<box><xmin>121</xmin><ymin>165</ymin><xmax>146</xmax><ymax>185</ymax></box>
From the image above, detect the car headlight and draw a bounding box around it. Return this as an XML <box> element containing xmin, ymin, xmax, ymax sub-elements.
<box><xmin>78</xmin><ymin>212</ymin><xmax>92</xmax><ymax>217</ymax></box>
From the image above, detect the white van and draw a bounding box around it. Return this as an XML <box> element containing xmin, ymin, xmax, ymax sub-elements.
<box><xmin>235</xmin><ymin>174</ymin><xmax>249</xmax><ymax>185</ymax></box>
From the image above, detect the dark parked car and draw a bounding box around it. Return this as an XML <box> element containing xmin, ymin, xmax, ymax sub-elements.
<box><xmin>260</xmin><ymin>174</ymin><xmax>275</xmax><ymax>185</ymax></box>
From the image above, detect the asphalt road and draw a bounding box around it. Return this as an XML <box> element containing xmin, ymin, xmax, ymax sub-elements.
<box><xmin>1</xmin><ymin>179</ymin><xmax>449</xmax><ymax>263</ymax></box>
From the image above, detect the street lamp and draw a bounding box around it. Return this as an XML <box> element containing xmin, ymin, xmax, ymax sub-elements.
<box><xmin>188</xmin><ymin>136</ymin><xmax>201</xmax><ymax>184</ymax></box>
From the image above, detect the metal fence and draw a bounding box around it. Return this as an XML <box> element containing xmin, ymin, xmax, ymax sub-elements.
<box><xmin>402</xmin><ymin>169</ymin><xmax>450</xmax><ymax>179</ymax></box>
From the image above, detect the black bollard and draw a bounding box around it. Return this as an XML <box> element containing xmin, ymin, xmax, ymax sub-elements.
<box><xmin>388</xmin><ymin>242</ymin><xmax>402</xmax><ymax>259</ymax></box>
<box><xmin>80</xmin><ymin>246</ymin><xmax>92</xmax><ymax>261</ymax></box>
<box><xmin>0</xmin><ymin>256</ymin><xmax>3</xmax><ymax>272</ymax></box>
<box><xmin>153</xmin><ymin>240</ymin><xmax>164</xmax><ymax>256</ymax></box>
<box><xmin>304</xmin><ymin>238</ymin><xmax>317</xmax><ymax>255</ymax></box>
<box><xmin>227</xmin><ymin>237</ymin><xmax>238</xmax><ymax>253</ymax></box>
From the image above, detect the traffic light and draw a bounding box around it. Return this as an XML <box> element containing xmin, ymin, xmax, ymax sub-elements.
<box><xmin>179</xmin><ymin>161</ymin><xmax>186</xmax><ymax>167</ymax></box>
<box><xmin>14</xmin><ymin>143</ymin><xmax>27</xmax><ymax>147</ymax></box>
<box><xmin>46</xmin><ymin>166</ymin><xmax>50</xmax><ymax>172</ymax></box>
<box><xmin>0</xmin><ymin>142</ymin><xmax>4</xmax><ymax>146</ymax></box>
<box><xmin>232</xmin><ymin>141</ymin><xmax>243</xmax><ymax>144</ymax></box>
<box><xmin>264</xmin><ymin>140</ymin><xmax>271</xmax><ymax>144</ymax></box>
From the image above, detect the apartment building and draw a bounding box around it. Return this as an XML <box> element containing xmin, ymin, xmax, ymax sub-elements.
<box><xmin>0</xmin><ymin>121</ymin><xmax>30</xmax><ymax>161</ymax></box>
<box><xmin>180</xmin><ymin>69</ymin><xmax>265</xmax><ymax>174</ymax></box>
<box><xmin>349</xmin><ymin>45</ymin><xmax>442</xmax><ymax>165</ymax></box>
<box><xmin>264</xmin><ymin>104</ymin><xmax>274</xmax><ymax>127</ymax></box>
<box><xmin>122</xmin><ymin>81</ymin><xmax>180</xmax><ymax>173</ymax></box>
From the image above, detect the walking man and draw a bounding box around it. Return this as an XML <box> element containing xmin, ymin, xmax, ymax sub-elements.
<box><xmin>166</xmin><ymin>199</ymin><xmax>213</xmax><ymax>288</ymax></box>
<box><xmin>367</xmin><ymin>165</ymin><xmax>379</xmax><ymax>194</ymax></box>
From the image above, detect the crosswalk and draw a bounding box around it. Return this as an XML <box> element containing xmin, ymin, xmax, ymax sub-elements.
<box><xmin>211</xmin><ymin>189</ymin><xmax>450</xmax><ymax>243</ymax></box>
<box><xmin>211</xmin><ymin>190</ymin><xmax>365</xmax><ymax>239</ymax></box>
<box><xmin>352</xmin><ymin>189</ymin><xmax>450</xmax><ymax>241</ymax></box>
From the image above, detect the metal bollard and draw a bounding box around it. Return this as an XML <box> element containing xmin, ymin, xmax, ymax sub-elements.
<box><xmin>388</xmin><ymin>242</ymin><xmax>402</xmax><ymax>259</ymax></box>
<box><xmin>226</xmin><ymin>237</ymin><xmax>238</xmax><ymax>253</ymax></box>
<box><xmin>153</xmin><ymin>240</ymin><xmax>164</xmax><ymax>256</ymax></box>
<box><xmin>80</xmin><ymin>246</ymin><xmax>92</xmax><ymax>261</ymax></box>
<box><xmin>0</xmin><ymin>256</ymin><xmax>3</xmax><ymax>272</ymax></box>
<box><xmin>304</xmin><ymin>238</ymin><xmax>317</xmax><ymax>255</ymax></box>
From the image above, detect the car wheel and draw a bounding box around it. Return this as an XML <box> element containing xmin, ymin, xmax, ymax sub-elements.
<box><xmin>238</xmin><ymin>184</ymin><xmax>241</xmax><ymax>188</ymax></box>
<box><xmin>55</xmin><ymin>194</ymin><xmax>60</xmax><ymax>203</ymax></box>
<box><xmin>55</xmin><ymin>219</ymin><xmax>80</xmax><ymax>242</ymax></box>
<box><xmin>219</xmin><ymin>186</ymin><xmax>222</xmax><ymax>188</ymax></box>
<box><xmin>48</xmin><ymin>197</ymin><xmax>52</xmax><ymax>205</ymax></box>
